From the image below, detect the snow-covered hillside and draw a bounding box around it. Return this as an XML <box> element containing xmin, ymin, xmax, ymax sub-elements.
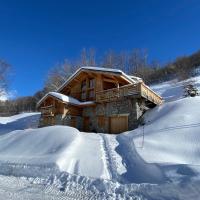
<box><xmin>0</xmin><ymin>77</ymin><xmax>200</xmax><ymax>199</ymax></box>
<box><xmin>0</xmin><ymin>113</ymin><xmax>40</xmax><ymax>134</ymax></box>
<box><xmin>150</xmin><ymin>75</ymin><xmax>200</xmax><ymax>102</ymax></box>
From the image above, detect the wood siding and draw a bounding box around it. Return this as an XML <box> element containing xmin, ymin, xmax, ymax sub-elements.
<box><xmin>109</xmin><ymin>116</ymin><xmax>128</xmax><ymax>134</ymax></box>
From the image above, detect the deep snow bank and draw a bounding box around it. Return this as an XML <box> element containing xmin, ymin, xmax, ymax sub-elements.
<box><xmin>129</xmin><ymin>96</ymin><xmax>200</xmax><ymax>165</ymax></box>
<box><xmin>0</xmin><ymin>126</ymin><xmax>110</xmax><ymax>179</ymax></box>
<box><xmin>0</xmin><ymin>113</ymin><xmax>40</xmax><ymax>134</ymax></box>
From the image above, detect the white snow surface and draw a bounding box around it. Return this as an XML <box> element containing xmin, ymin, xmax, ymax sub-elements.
<box><xmin>132</xmin><ymin>97</ymin><xmax>200</xmax><ymax>165</ymax></box>
<box><xmin>150</xmin><ymin>75</ymin><xmax>200</xmax><ymax>102</ymax></box>
<box><xmin>0</xmin><ymin>113</ymin><xmax>39</xmax><ymax>125</ymax></box>
<box><xmin>37</xmin><ymin>91</ymin><xmax>94</xmax><ymax>107</ymax></box>
<box><xmin>0</xmin><ymin>112</ymin><xmax>40</xmax><ymax>135</ymax></box>
<box><xmin>0</xmin><ymin>125</ymin><xmax>111</xmax><ymax>179</ymax></box>
<box><xmin>81</xmin><ymin>66</ymin><xmax>142</xmax><ymax>82</ymax></box>
<box><xmin>1</xmin><ymin>76</ymin><xmax>200</xmax><ymax>199</ymax></box>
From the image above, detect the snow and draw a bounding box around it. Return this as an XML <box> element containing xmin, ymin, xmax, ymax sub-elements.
<box><xmin>0</xmin><ymin>125</ymin><xmax>111</xmax><ymax>180</ymax></box>
<box><xmin>81</xmin><ymin>66</ymin><xmax>125</xmax><ymax>74</ymax></box>
<box><xmin>1</xmin><ymin>76</ymin><xmax>200</xmax><ymax>199</ymax></box>
<box><xmin>132</xmin><ymin>97</ymin><xmax>200</xmax><ymax>165</ymax></box>
<box><xmin>0</xmin><ymin>112</ymin><xmax>40</xmax><ymax>135</ymax></box>
<box><xmin>0</xmin><ymin>113</ymin><xmax>39</xmax><ymax>125</ymax></box>
<box><xmin>49</xmin><ymin>92</ymin><xmax>81</xmax><ymax>104</ymax></box>
<box><xmin>37</xmin><ymin>92</ymin><xmax>94</xmax><ymax>107</ymax></box>
<box><xmin>81</xmin><ymin>66</ymin><xmax>142</xmax><ymax>82</ymax></box>
<box><xmin>150</xmin><ymin>75</ymin><xmax>200</xmax><ymax>102</ymax></box>
<box><xmin>56</xmin><ymin>131</ymin><xmax>110</xmax><ymax>179</ymax></box>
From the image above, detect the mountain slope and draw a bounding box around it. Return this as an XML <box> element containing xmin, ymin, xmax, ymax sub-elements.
<box><xmin>0</xmin><ymin>113</ymin><xmax>40</xmax><ymax>134</ymax></box>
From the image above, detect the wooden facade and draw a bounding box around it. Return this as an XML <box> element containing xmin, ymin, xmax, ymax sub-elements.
<box><xmin>37</xmin><ymin>67</ymin><xmax>163</xmax><ymax>133</ymax></box>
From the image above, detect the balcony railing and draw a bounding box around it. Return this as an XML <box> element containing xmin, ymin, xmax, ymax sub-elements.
<box><xmin>96</xmin><ymin>84</ymin><xmax>140</xmax><ymax>103</ymax></box>
<box><xmin>96</xmin><ymin>83</ymin><xmax>163</xmax><ymax>105</ymax></box>
<box><xmin>40</xmin><ymin>105</ymin><xmax>55</xmax><ymax>116</ymax></box>
<box><xmin>140</xmin><ymin>83</ymin><xmax>163</xmax><ymax>105</ymax></box>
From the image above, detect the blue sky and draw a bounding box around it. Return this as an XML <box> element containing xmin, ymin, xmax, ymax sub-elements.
<box><xmin>0</xmin><ymin>0</ymin><xmax>200</xmax><ymax>97</ymax></box>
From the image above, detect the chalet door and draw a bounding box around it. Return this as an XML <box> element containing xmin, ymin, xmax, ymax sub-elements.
<box><xmin>83</xmin><ymin>117</ymin><xmax>90</xmax><ymax>132</ymax></box>
<box><xmin>110</xmin><ymin>116</ymin><xmax>128</xmax><ymax>134</ymax></box>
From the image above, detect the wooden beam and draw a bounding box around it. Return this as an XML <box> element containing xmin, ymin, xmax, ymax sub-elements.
<box><xmin>73</xmin><ymin>78</ymin><xmax>80</xmax><ymax>83</ymax></box>
<box><xmin>86</xmin><ymin>71</ymin><xmax>97</xmax><ymax>78</ymax></box>
<box><xmin>119</xmin><ymin>75</ymin><xmax>132</xmax><ymax>84</ymax></box>
<box><xmin>103</xmin><ymin>78</ymin><xmax>117</xmax><ymax>83</ymax></box>
<box><xmin>111</xmin><ymin>75</ymin><xmax>119</xmax><ymax>82</ymax></box>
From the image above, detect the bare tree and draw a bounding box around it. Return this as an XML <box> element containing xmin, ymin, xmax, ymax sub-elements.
<box><xmin>0</xmin><ymin>59</ymin><xmax>10</xmax><ymax>97</ymax></box>
<box><xmin>128</xmin><ymin>49</ymin><xmax>148</xmax><ymax>75</ymax></box>
<box><xmin>115</xmin><ymin>52</ymin><xmax>127</xmax><ymax>72</ymax></box>
<box><xmin>88</xmin><ymin>48</ymin><xmax>96</xmax><ymax>66</ymax></box>
<box><xmin>102</xmin><ymin>50</ymin><xmax>116</xmax><ymax>68</ymax></box>
<box><xmin>81</xmin><ymin>48</ymin><xmax>87</xmax><ymax>66</ymax></box>
<box><xmin>45</xmin><ymin>60</ymin><xmax>76</xmax><ymax>92</ymax></box>
<box><xmin>175</xmin><ymin>56</ymin><xmax>191</xmax><ymax>81</ymax></box>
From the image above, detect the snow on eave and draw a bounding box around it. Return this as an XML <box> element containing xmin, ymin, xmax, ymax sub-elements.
<box><xmin>128</xmin><ymin>75</ymin><xmax>143</xmax><ymax>82</ymax></box>
<box><xmin>57</xmin><ymin>66</ymin><xmax>141</xmax><ymax>93</ymax></box>
<box><xmin>37</xmin><ymin>92</ymin><xmax>95</xmax><ymax>108</ymax></box>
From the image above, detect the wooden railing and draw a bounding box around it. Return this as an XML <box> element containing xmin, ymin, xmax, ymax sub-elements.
<box><xmin>140</xmin><ymin>83</ymin><xmax>163</xmax><ymax>105</ymax></box>
<box><xmin>40</xmin><ymin>105</ymin><xmax>55</xmax><ymax>116</ymax></box>
<box><xmin>96</xmin><ymin>84</ymin><xmax>140</xmax><ymax>103</ymax></box>
<box><xmin>96</xmin><ymin>83</ymin><xmax>163</xmax><ymax>105</ymax></box>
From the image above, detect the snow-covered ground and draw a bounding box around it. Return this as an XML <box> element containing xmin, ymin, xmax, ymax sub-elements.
<box><xmin>0</xmin><ymin>77</ymin><xmax>200</xmax><ymax>199</ymax></box>
<box><xmin>150</xmin><ymin>75</ymin><xmax>200</xmax><ymax>102</ymax></box>
<box><xmin>0</xmin><ymin>112</ymin><xmax>40</xmax><ymax>134</ymax></box>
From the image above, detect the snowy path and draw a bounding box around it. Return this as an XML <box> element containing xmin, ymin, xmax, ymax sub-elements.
<box><xmin>57</xmin><ymin>132</ymin><xmax>111</xmax><ymax>179</ymax></box>
<box><xmin>100</xmin><ymin>134</ymin><xmax>126</xmax><ymax>182</ymax></box>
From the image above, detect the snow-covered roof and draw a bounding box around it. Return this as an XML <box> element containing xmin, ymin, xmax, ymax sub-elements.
<box><xmin>57</xmin><ymin>66</ymin><xmax>142</xmax><ymax>92</ymax></box>
<box><xmin>37</xmin><ymin>92</ymin><xmax>94</xmax><ymax>107</ymax></box>
<box><xmin>128</xmin><ymin>75</ymin><xmax>142</xmax><ymax>81</ymax></box>
<box><xmin>81</xmin><ymin>66</ymin><xmax>128</xmax><ymax>74</ymax></box>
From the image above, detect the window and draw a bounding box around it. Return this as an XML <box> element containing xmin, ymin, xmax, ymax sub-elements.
<box><xmin>81</xmin><ymin>78</ymin><xmax>95</xmax><ymax>100</ymax></box>
<box><xmin>81</xmin><ymin>80</ymin><xmax>86</xmax><ymax>91</ymax></box>
<box><xmin>81</xmin><ymin>91</ymin><xmax>86</xmax><ymax>100</ymax></box>
<box><xmin>89</xmin><ymin>78</ymin><xmax>95</xmax><ymax>89</ymax></box>
<box><xmin>89</xmin><ymin>90</ymin><xmax>94</xmax><ymax>98</ymax></box>
<box><xmin>81</xmin><ymin>80</ymin><xmax>87</xmax><ymax>100</ymax></box>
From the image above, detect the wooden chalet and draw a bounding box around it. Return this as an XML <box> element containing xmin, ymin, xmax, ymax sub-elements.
<box><xmin>37</xmin><ymin>66</ymin><xmax>162</xmax><ymax>134</ymax></box>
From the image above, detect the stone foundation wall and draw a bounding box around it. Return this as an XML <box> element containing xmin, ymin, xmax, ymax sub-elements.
<box><xmin>60</xmin><ymin>115</ymin><xmax>83</xmax><ymax>130</ymax></box>
<box><xmin>82</xmin><ymin>97</ymin><xmax>145</xmax><ymax>133</ymax></box>
<box><xmin>39</xmin><ymin>97</ymin><xmax>145</xmax><ymax>133</ymax></box>
<box><xmin>82</xmin><ymin>107</ymin><xmax>98</xmax><ymax>132</ymax></box>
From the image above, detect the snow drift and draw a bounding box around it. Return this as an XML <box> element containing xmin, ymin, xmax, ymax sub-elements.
<box><xmin>132</xmin><ymin>96</ymin><xmax>200</xmax><ymax>165</ymax></box>
<box><xmin>0</xmin><ymin>113</ymin><xmax>40</xmax><ymax>134</ymax></box>
<box><xmin>0</xmin><ymin>125</ymin><xmax>110</xmax><ymax>179</ymax></box>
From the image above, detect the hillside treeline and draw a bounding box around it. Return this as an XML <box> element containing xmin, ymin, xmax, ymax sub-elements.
<box><xmin>1</xmin><ymin>48</ymin><xmax>200</xmax><ymax>116</ymax></box>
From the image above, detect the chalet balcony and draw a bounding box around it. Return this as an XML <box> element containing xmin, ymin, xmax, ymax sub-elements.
<box><xmin>96</xmin><ymin>84</ymin><xmax>140</xmax><ymax>102</ymax></box>
<box><xmin>96</xmin><ymin>83</ymin><xmax>162</xmax><ymax>105</ymax></box>
<box><xmin>40</xmin><ymin>105</ymin><xmax>55</xmax><ymax>116</ymax></box>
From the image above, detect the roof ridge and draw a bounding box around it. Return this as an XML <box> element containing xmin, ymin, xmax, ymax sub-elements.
<box><xmin>57</xmin><ymin>66</ymin><xmax>141</xmax><ymax>92</ymax></box>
